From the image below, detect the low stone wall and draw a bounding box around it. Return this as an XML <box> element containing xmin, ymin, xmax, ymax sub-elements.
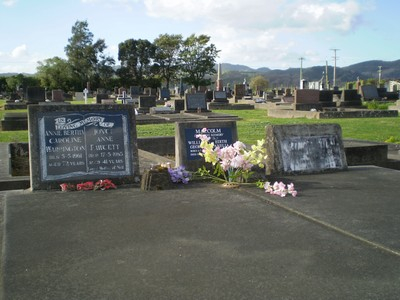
<box><xmin>137</xmin><ymin>136</ymin><xmax>175</xmax><ymax>156</ymax></box>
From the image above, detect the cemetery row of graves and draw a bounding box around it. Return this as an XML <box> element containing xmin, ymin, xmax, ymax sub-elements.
<box><xmin>1</xmin><ymin>82</ymin><xmax>400</xmax><ymax>145</ymax></box>
<box><xmin>0</xmin><ymin>81</ymin><xmax>399</xmax><ymax>190</ymax></box>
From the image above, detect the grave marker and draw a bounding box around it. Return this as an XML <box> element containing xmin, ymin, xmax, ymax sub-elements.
<box><xmin>96</xmin><ymin>93</ymin><xmax>108</xmax><ymax>104</ymax></box>
<box><xmin>234</xmin><ymin>84</ymin><xmax>246</xmax><ymax>101</ymax></box>
<box><xmin>28</xmin><ymin>104</ymin><xmax>139</xmax><ymax>190</ymax></box>
<box><xmin>51</xmin><ymin>89</ymin><xmax>64</xmax><ymax>102</ymax></box>
<box><xmin>175</xmin><ymin>120</ymin><xmax>238</xmax><ymax>171</ymax></box>
<box><xmin>159</xmin><ymin>87</ymin><xmax>171</xmax><ymax>100</ymax></box>
<box><xmin>361</xmin><ymin>85</ymin><xmax>380</xmax><ymax>100</ymax></box>
<box><xmin>138</xmin><ymin>95</ymin><xmax>157</xmax><ymax>113</ymax></box>
<box><xmin>213</xmin><ymin>91</ymin><xmax>228</xmax><ymax>103</ymax></box>
<box><xmin>130</xmin><ymin>86</ymin><xmax>141</xmax><ymax>96</ymax></box>
<box><xmin>75</xmin><ymin>92</ymin><xmax>84</xmax><ymax>101</ymax></box>
<box><xmin>26</xmin><ymin>86</ymin><xmax>45</xmax><ymax>104</ymax></box>
<box><xmin>265</xmin><ymin>124</ymin><xmax>347</xmax><ymax>175</ymax></box>
<box><xmin>184</xmin><ymin>93</ymin><xmax>209</xmax><ymax>112</ymax></box>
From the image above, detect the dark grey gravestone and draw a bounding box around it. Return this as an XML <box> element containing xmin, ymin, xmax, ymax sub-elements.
<box><xmin>130</xmin><ymin>86</ymin><xmax>141</xmax><ymax>96</ymax></box>
<box><xmin>213</xmin><ymin>91</ymin><xmax>228</xmax><ymax>103</ymax></box>
<box><xmin>234</xmin><ymin>84</ymin><xmax>245</xmax><ymax>100</ymax></box>
<box><xmin>138</xmin><ymin>95</ymin><xmax>157</xmax><ymax>114</ymax></box>
<box><xmin>26</xmin><ymin>86</ymin><xmax>45</xmax><ymax>104</ymax></box>
<box><xmin>265</xmin><ymin>124</ymin><xmax>347</xmax><ymax>175</ymax></box>
<box><xmin>205</xmin><ymin>90</ymin><xmax>214</xmax><ymax>102</ymax></box>
<box><xmin>159</xmin><ymin>88</ymin><xmax>170</xmax><ymax>100</ymax></box>
<box><xmin>175</xmin><ymin>120</ymin><xmax>238</xmax><ymax>171</ymax></box>
<box><xmin>28</xmin><ymin>104</ymin><xmax>140</xmax><ymax>190</ymax></box>
<box><xmin>51</xmin><ymin>89</ymin><xmax>64</xmax><ymax>102</ymax></box>
<box><xmin>174</xmin><ymin>99</ymin><xmax>185</xmax><ymax>112</ymax></box>
<box><xmin>361</xmin><ymin>85</ymin><xmax>380</xmax><ymax>100</ymax></box>
<box><xmin>341</xmin><ymin>90</ymin><xmax>360</xmax><ymax>101</ymax></box>
<box><xmin>96</xmin><ymin>93</ymin><xmax>109</xmax><ymax>104</ymax></box>
<box><xmin>184</xmin><ymin>93</ymin><xmax>209</xmax><ymax>112</ymax></box>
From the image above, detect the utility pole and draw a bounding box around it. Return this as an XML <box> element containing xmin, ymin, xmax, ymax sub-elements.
<box><xmin>325</xmin><ymin>60</ymin><xmax>329</xmax><ymax>89</ymax></box>
<box><xmin>299</xmin><ymin>57</ymin><xmax>305</xmax><ymax>89</ymax></box>
<box><xmin>331</xmin><ymin>48</ymin><xmax>339</xmax><ymax>88</ymax></box>
<box><xmin>378</xmin><ymin>66</ymin><xmax>382</xmax><ymax>87</ymax></box>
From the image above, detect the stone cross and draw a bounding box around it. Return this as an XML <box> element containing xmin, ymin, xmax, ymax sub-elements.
<box><xmin>83</xmin><ymin>88</ymin><xmax>88</xmax><ymax>104</ymax></box>
<box><xmin>120</xmin><ymin>91</ymin><xmax>129</xmax><ymax>104</ymax></box>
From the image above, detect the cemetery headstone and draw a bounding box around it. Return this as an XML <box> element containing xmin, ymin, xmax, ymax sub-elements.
<box><xmin>234</xmin><ymin>84</ymin><xmax>245</xmax><ymax>101</ymax></box>
<box><xmin>96</xmin><ymin>93</ymin><xmax>108</xmax><ymax>104</ymax></box>
<box><xmin>205</xmin><ymin>90</ymin><xmax>214</xmax><ymax>102</ymax></box>
<box><xmin>361</xmin><ymin>85</ymin><xmax>380</xmax><ymax>100</ymax></box>
<box><xmin>213</xmin><ymin>91</ymin><xmax>228</xmax><ymax>103</ymax></box>
<box><xmin>339</xmin><ymin>90</ymin><xmax>362</xmax><ymax>107</ymax></box>
<box><xmin>138</xmin><ymin>95</ymin><xmax>157</xmax><ymax>113</ymax></box>
<box><xmin>265</xmin><ymin>123</ymin><xmax>347</xmax><ymax>175</ymax></box>
<box><xmin>175</xmin><ymin>120</ymin><xmax>238</xmax><ymax>171</ymax></box>
<box><xmin>118</xmin><ymin>87</ymin><xmax>126</xmax><ymax>95</ymax></box>
<box><xmin>159</xmin><ymin>87</ymin><xmax>171</xmax><ymax>100</ymax></box>
<box><xmin>294</xmin><ymin>89</ymin><xmax>322</xmax><ymax>110</ymax></box>
<box><xmin>174</xmin><ymin>99</ymin><xmax>185</xmax><ymax>112</ymax></box>
<box><xmin>130</xmin><ymin>86</ymin><xmax>141</xmax><ymax>96</ymax></box>
<box><xmin>184</xmin><ymin>93</ymin><xmax>209</xmax><ymax>112</ymax></box>
<box><xmin>26</xmin><ymin>86</ymin><xmax>45</xmax><ymax>104</ymax></box>
<box><xmin>28</xmin><ymin>104</ymin><xmax>140</xmax><ymax>190</ymax></box>
<box><xmin>52</xmin><ymin>89</ymin><xmax>64</xmax><ymax>102</ymax></box>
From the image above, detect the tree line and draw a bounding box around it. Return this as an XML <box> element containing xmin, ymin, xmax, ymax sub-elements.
<box><xmin>1</xmin><ymin>20</ymin><xmax>220</xmax><ymax>94</ymax></box>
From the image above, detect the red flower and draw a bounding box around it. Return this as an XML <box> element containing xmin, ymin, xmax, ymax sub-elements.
<box><xmin>94</xmin><ymin>179</ymin><xmax>117</xmax><ymax>190</ymax></box>
<box><xmin>60</xmin><ymin>183</ymin><xmax>75</xmax><ymax>191</ymax></box>
<box><xmin>76</xmin><ymin>181</ymin><xmax>94</xmax><ymax>191</ymax></box>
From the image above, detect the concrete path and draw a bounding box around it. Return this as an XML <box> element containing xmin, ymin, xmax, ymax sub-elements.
<box><xmin>2</xmin><ymin>166</ymin><xmax>400</xmax><ymax>300</ymax></box>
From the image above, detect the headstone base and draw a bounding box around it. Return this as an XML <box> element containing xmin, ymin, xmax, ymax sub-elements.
<box><xmin>140</xmin><ymin>167</ymin><xmax>174</xmax><ymax>190</ymax></box>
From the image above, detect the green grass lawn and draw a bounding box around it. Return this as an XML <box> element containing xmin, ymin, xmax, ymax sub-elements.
<box><xmin>1</xmin><ymin>99</ymin><xmax>399</xmax><ymax>144</ymax></box>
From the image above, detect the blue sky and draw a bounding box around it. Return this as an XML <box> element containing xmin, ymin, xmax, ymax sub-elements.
<box><xmin>0</xmin><ymin>0</ymin><xmax>398</xmax><ymax>74</ymax></box>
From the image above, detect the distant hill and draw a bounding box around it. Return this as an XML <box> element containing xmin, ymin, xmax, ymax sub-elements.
<box><xmin>220</xmin><ymin>60</ymin><xmax>400</xmax><ymax>88</ymax></box>
<box><xmin>2</xmin><ymin>60</ymin><xmax>400</xmax><ymax>88</ymax></box>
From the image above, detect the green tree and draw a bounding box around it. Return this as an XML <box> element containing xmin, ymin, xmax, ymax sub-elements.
<box><xmin>153</xmin><ymin>34</ymin><xmax>183</xmax><ymax>89</ymax></box>
<box><xmin>0</xmin><ymin>77</ymin><xmax>7</xmax><ymax>94</ymax></box>
<box><xmin>179</xmin><ymin>34</ymin><xmax>219</xmax><ymax>89</ymax></box>
<box><xmin>118</xmin><ymin>39</ymin><xmax>156</xmax><ymax>87</ymax></box>
<box><xmin>36</xmin><ymin>57</ymin><xmax>76</xmax><ymax>91</ymax></box>
<box><xmin>250</xmin><ymin>75</ymin><xmax>269</xmax><ymax>92</ymax></box>
<box><xmin>5</xmin><ymin>74</ymin><xmax>39</xmax><ymax>93</ymax></box>
<box><xmin>64</xmin><ymin>20</ymin><xmax>115</xmax><ymax>90</ymax></box>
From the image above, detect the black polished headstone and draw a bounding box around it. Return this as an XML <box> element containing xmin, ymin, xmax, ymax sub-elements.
<box><xmin>184</xmin><ymin>93</ymin><xmax>209</xmax><ymax>112</ymax></box>
<box><xmin>26</xmin><ymin>87</ymin><xmax>45</xmax><ymax>104</ymax></box>
<box><xmin>175</xmin><ymin>120</ymin><xmax>238</xmax><ymax>171</ymax></box>
<box><xmin>28</xmin><ymin>104</ymin><xmax>140</xmax><ymax>190</ymax></box>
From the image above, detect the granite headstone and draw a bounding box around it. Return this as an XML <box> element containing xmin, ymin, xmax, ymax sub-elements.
<box><xmin>28</xmin><ymin>104</ymin><xmax>140</xmax><ymax>190</ymax></box>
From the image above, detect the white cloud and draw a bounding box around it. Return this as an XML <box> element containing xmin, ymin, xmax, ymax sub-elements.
<box><xmin>11</xmin><ymin>44</ymin><xmax>28</xmax><ymax>58</ymax></box>
<box><xmin>289</xmin><ymin>1</ymin><xmax>361</xmax><ymax>31</ymax></box>
<box><xmin>81</xmin><ymin>0</ymin><xmax>139</xmax><ymax>10</ymax></box>
<box><xmin>2</xmin><ymin>0</ymin><xmax>17</xmax><ymax>7</ymax></box>
<box><xmin>143</xmin><ymin>0</ymin><xmax>365</xmax><ymax>68</ymax></box>
<box><xmin>0</xmin><ymin>45</ymin><xmax>42</xmax><ymax>74</ymax></box>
